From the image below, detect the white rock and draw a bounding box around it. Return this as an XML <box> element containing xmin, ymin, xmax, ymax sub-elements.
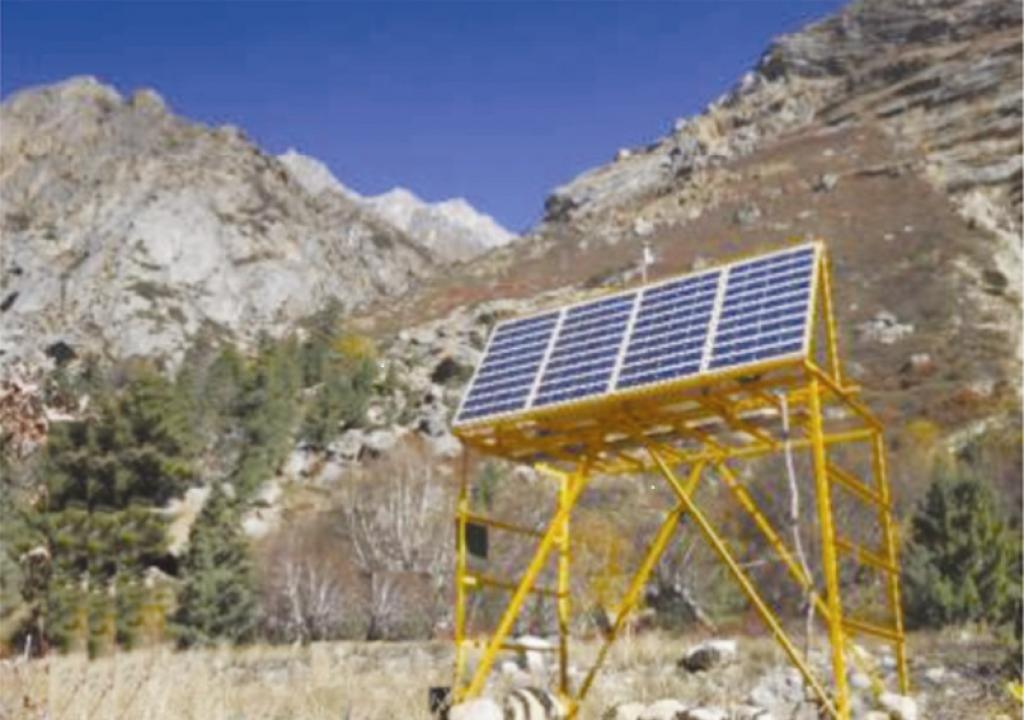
<box><xmin>640</xmin><ymin>699</ymin><xmax>689</xmax><ymax>720</ymax></box>
<box><xmin>450</xmin><ymin>697</ymin><xmax>504</xmax><ymax>720</ymax></box>
<box><xmin>858</xmin><ymin>311</ymin><xmax>914</xmax><ymax>345</ymax></box>
<box><xmin>365</xmin><ymin>403</ymin><xmax>387</xmax><ymax>427</ymax></box>
<box><xmin>878</xmin><ymin>692</ymin><xmax>918</xmax><ymax>720</ymax></box>
<box><xmin>503</xmin><ymin>688</ymin><xmax>567</xmax><ymax>718</ymax></box>
<box><xmin>682</xmin><ymin>708</ymin><xmax>729</xmax><ymax>720</ymax></box>
<box><xmin>283</xmin><ymin>448</ymin><xmax>312</xmax><ymax>478</ymax></box>
<box><xmin>633</xmin><ymin>217</ymin><xmax>655</xmax><ymax>237</ymax></box>
<box><xmin>364</xmin><ymin>428</ymin><xmax>400</xmax><ymax>454</ymax></box>
<box><xmin>429</xmin><ymin>432</ymin><xmax>463</xmax><ymax>459</ymax></box>
<box><xmin>499</xmin><ymin>660</ymin><xmax>521</xmax><ymax>676</ymax></box>
<box><xmin>329</xmin><ymin>430</ymin><xmax>364</xmax><ymax>461</ymax></box>
<box><xmin>498</xmin><ymin>660</ymin><xmax>531</xmax><ymax>688</ymax></box>
<box><xmin>514</xmin><ymin>635</ymin><xmax>553</xmax><ymax>675</ymax></box>
<box><xmin>849</xmin><ymin>671</ymin><xmax>873</xmax><ymax>690</ymax></box>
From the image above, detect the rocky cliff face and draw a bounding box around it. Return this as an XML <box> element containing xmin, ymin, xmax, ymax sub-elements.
<box><xmin>544</xmin><ymin>0</ymin><xmax>1021</xmax><ymax>237</ymax></box>
<box><xmin>279</xmin><ymin>150</ymin><xmax>515</xmax><ymax>262</ymax></box>
<box><xmin>372</xmin><ymin>0</ymin><xmax>1021</xmax><ymax>434</ymax></box>
<box><xmin>0</xmin><ymin>77</ymin><xmax>439</xmax><ymax>367</ymax></box>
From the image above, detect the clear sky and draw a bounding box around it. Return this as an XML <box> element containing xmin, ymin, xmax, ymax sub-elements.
<box><xmin>1</xmin><ymin>1</ymin><xmax>844</xmax><ymax>232</ymax></box>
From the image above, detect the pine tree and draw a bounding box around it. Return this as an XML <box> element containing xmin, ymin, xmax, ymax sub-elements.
<box><xmin>231</xmin><ymin>337</ymin><xmax>303</xmax><ymax>497</ymax></box>
<box><xmin>173</xmin><ymin>484</ymin><xmax>257</xmax><ymax>647</ymax></box>
<box><xmin>903</xmin><ymin>462</ymin><xmax>1020</xmax><ymax>628</ymax></box>
<box><xmin>37</xmin><ymin>365</ymin><xmax>191</xmax><ymax>653</ymax></box>
<box><xmin>46</xmin><ymin>366</ymin><xmax>194</xmax><ymax>510</ymax></box>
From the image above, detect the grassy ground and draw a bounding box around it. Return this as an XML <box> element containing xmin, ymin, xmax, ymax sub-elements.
<box><xmin>1</xmin><ymin>630</ymin><xmax>1018</xmax><ymax>719</ymax></box>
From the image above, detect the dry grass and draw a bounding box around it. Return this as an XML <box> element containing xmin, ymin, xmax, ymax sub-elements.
<box><xmin>0</xmin><ymin>630</ymin><xmax>1017</xmax><ymax>719</ymax></box>
<box><xmin>0</xmin><ymin>641</ymin><xmax>451</xmax><ymax>720</ymax></box>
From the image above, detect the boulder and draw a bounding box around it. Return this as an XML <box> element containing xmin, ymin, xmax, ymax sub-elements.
<box><xmin>680</xmin><ymin>709</ymin><xmax>728</xmax><ymax>720</ymax></box>
<box><xmin>849</xmin><ymin>671</ymin><xmax>872</xmax><ymax>690</ymax></box>
<box><xmin>498</xmin><ymin>659</ymin><xmax>531</xmax><ymax>688</ymax></box>
<box><xmin>734</xmin><ymin>203</ymin><xmax>763</xmax><ymax>227</ymax></box>
<box><xmin>513</xmin><ymin>635</ymin><xmax>554</xmax><ymax>675</ymax></box>
<box><xmin>449</xmin><ymin>697</ymin><xmax>503</xmax><ymax>720</ymax></box>
<box><xmin>503</xmin><ymin>688</ymin><xmax>566</xmax><ymax>719</ymax></box>
<box><xmin>878</xmin><ymin>692</ymin><xmax>918</xmax><ymax>720</ymax></box>
<box><xmin>747</xmin><ymin>667</ymin><xmax>806</xmax><ymax>716</ymax></box>
<box><xmin>814</xmin><ymin>173</ymin><xmax>839</xmax><ymax>192</ymax></box>
<box><xmin>640</xmin><ymin>699</ymin><xmax>689</xmax><ymax>720</ymax></box>
<box><xmin>418</xmin><ymin>404</ymin><xmax>449</xmax><ymax>437</ymax></box>
<box><xmin>633</xmin><ymin>217</ymin><xmax>655</xmax><ymax>237</ymax></box>
<box><xmin>429</xmin><ymin>432</ymin><xmax>462</xmax><ymax>460</ymax></box>
<box><xmin>364</xmin><ymin>428</ymin><xmax>399</xmax><ymax>455</ymax></box>
<box><xmin>679</xmin><ymin>639</ymin><xmax>738</xmax><ymax>672</ymax></box>
<box><xmin>328</xmin><ymin>430</ymin><xmax>364</xmax><ymax>462</ymax></box>
<box><xmin>857</xmin><ymin>311</ymin><xmax>914</xmax><ymax>345</ymax></box>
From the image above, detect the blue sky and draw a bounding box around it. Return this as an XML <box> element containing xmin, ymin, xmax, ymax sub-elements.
<box><xmin>1</xmin><ymin>1</ymin><xmax>844</xmax><ymax>232</ymax></box>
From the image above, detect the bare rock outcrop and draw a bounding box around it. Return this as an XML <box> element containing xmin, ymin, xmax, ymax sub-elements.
<box><xmin>0</xmin><ymin>77</ymin><xmax>437</xmax><ymax>367</ymax></box>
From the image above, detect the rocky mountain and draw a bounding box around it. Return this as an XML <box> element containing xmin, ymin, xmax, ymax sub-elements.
<box><xmin>279</xmin><ymin>149</ymin><xmax>515</xmax><ymax>262</ymax></box>
<box><xmin>369</xmin><ymin>0</ymin><xmax>1022</xmax><ymax>436</ymax></box>
<box><xmin>0</xmin><ymin>77</ymin><xmax>441</xmax><ymax>368</ymax></box>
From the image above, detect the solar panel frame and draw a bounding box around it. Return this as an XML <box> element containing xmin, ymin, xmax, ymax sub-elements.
<box><xmin>453</xmin><ymin>242</ymin><xmax>821</xmax><ymax>428</ymax></box>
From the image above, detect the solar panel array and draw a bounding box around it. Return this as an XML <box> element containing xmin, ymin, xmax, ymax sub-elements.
<box><xmin>455</xmin><ymin>244</ymin><xmax>819</xmax><ymax>426</ymax></box>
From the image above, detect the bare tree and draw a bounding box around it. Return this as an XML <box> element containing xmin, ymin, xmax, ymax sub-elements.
<box><xmin>338</xmin><ymin>444</ymin><xmax>455</xmax><ymax>639</ymax></box>
<box><xmin>260</xmin><ymin>518</ymin><xmax>357</xmax><ymax>643</ymax></box>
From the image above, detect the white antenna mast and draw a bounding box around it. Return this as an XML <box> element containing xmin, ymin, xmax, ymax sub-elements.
<box><xmin>640</xmin><ymin>241</ymin><xmax>655</xmax><ymax>284</ymax></box>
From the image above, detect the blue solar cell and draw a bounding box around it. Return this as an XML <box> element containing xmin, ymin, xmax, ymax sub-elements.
<box><xmin>707</xmin><ymin>248</ymin><xmax>815</xmax><ymax>372</ymax></box>
<box><xmin>612</xmin><ymin>270</ymin><xmax>721</xmax><ymax>393</ymax></box>
<box><xmin>454</xmin><ymin>312</ymin><xmax>558</xmax><ymax>423</ymax></box>
<box><xmin>533</xmin><ymin>293</ymin><xmax>637</xmax><ymax>408</ymax></box>
<box><xmin>454</xmin><ymin>244</ymin><xmax>820</xmax><ymax>426</ymax></box>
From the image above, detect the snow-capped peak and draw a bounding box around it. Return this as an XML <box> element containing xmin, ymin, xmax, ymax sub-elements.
<box><xmin>278</xmin><ymin>150</ymin><xmax>515</xmax><ymax>262</ymax></box>
<box><xmin>278</xmin><ymin>148</ymin><xmax>359</xmax><ymax>199</ymax></box>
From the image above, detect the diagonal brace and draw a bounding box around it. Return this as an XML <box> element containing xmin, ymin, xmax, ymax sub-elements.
<box><xmin>572</xmin><ymin>460</ymin><xmax>707</xmax><ymax>708</ymax></box>
<box><xmin>646</xmin><ymin>445</ymin><xmax>841</xmax><ymax>720</ymax></box>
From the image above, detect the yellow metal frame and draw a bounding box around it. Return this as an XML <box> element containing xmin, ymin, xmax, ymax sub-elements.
<box><xmin>450</xmin><ymin>244</ymin><xmax>909</xmax><ymax>719</ymax></box>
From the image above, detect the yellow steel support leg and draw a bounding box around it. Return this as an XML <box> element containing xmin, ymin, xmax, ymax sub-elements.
<box><xmin>571</xmin><ymin>461</ymin><xmax>707</xmax><ymax>713</ymax></box>
<box><xmin>557</xmin><ymin>472</ymin><xmax>572</xmax><ymax>697</ymax></box>
<box><xmin>808</xmin><ymin>378</ymin><xmax>851</xmax><ymax>719</ymax></box>
<box><xmin>462</xmin><ymin>465</ymin><xmax>591</xmax><ymax>700</ymax></box>
<box><xmin>818</xmin><ymin>252</ymin><xmax>844</xmax><ymax>386</ymax></box>
<box><xmin>453</xmin><ymin>452</ymin><xmax>470</xmax><ymax>691</ymax></box>
<box><xmin>646</xmin><ymin>447</ymin><xmax>841</xmax><ymax>719</ymax></box>
<box><xmin>871</xmin><ymin>430</ymin><xmax>909</xmax><ymax>694</ymax></box>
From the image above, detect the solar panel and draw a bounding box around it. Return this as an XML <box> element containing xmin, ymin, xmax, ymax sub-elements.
<box><xmin>615</xmin><ymin>269</ymin><xmax>721</xmax><ymax>390</ymax></box>
<box><xmin>456</xmin><ymin>311</ymin><xmax>559</xmax><ymax>422</ymax></box>
<box><xmin>533</xmin><ymin>293</ymin><xmax>635</xmax><ymax>408</ymax></box>
<box><xmin>708</xmin><ymin>246</ymin><xmax>816</xmax><ymax>371</ymax></box>
<box><xmin>454</xmin><ymin>243</ymin><xmax>819</xmax><ymax>427</ymax></box>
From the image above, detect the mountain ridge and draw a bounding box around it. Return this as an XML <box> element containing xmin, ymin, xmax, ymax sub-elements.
<box><xmin>0</xmin><ymin>76</ymin><xmax>506</xmax><ymax>369</ymax></box>
<box><xmin>277</xmin><ymin>148</ymin><xmax>515</xmax><ymax>262</ymax></box>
